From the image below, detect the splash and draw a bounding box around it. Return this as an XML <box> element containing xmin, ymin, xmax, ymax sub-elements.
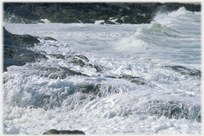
<box><xmin>3</xmin><ymin>11</ymin><xmax>25</xmax><ymax>24</ymax></box>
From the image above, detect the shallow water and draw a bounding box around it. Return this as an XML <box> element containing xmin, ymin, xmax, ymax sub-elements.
<box><xmin>3</xmin><ymin>7</ymin><xmax>201</xmax><ymax>134</ymax></box>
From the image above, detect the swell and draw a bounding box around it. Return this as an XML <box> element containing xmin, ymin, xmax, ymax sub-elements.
<box><xmin>114</xmin><ymin>7</ymin><xmax>201</xmax><ymax>65</ymax></box>
<box><xmin>135</xmin><ymin>7</ymin><xmax>200</xmax><ymax>47</ymax></box>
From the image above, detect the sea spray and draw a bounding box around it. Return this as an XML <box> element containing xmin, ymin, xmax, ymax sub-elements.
<box><xmin>3</xmin><ymin>7</ymin><xmax>201</xmax><ymax>134</ymax></box>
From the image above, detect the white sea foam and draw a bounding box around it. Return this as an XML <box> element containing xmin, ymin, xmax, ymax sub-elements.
<box><xmin>3</xmin><ymin>7</ymin><xmax>201</xmax><ymax>134</ymax></box>
<box><xmin>94</xmin><ymin>20</ymin><xmax>105</xmax><ymax>24</ymax></box>
<box><xmin>40</xmin><ymin>19</ymin><xmax>51</xmax><ymax>23</ymax></box>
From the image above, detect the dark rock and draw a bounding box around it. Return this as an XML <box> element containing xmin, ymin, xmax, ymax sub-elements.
<box><xmin>93</xmin><ymin>84</ymin><xmax>102</xmax><ymax>96</ymax></box>
<box><xmin>48</xmin><ymin>54</ymin><xmax>103</xmax><ymax>72</ymax></box>
<box><xmin>65</xmin><ymin>55</ymin><xmax>89</xmax><ymax>62</ymax></box>
<box><xmin>75</xmin><ymin>55</ymin><xmax>89</xmax><ymax>62</ymax></box>
<box><xmin>104</xmin><ymin>20</ymin><xmax>116</xmax><ymax>24</ymax></box>
<box><xmin>123</xmin><ymin>14</ymin><xmax>152</xmax><ymax>24</ymax></box>
<box><xmin>3</xmin><ymin>3</ymin><xmax>201</xmax><ymax>24</ymax></box>
<box><xmin>65</xmin><ymin>55</ymin><xmax>103</xmax><ymax>72</ymax></box>
<box><xmin>105</xmin><ymin>75</ymin><xmax>117</xmax><ymax>79</ymax></box>
<box><xmin>32</xmin><ymin>65</ymin><xmax>89</xmax><ymax>79</ymax></box>
<box><xmin>87</xmin><ymin>64</ymin><xmax>103</xmax><ymax>72</ymax></box>
<box><xmin>164</xmin><ymin>65</ymin><xmax>201</xmax><ymax>77</ymax></box>
<box><xmin>77</xmin><ymin>84</ymin><xmax>95</xmax><ymax>94</ymax></box>
<box><xmin>43</xmin><ymin>37</ymin><xmax>57</xmax><ymax>41</ymax></box>
<box><xmin>100</xmin><ymin>22</ymin><xmax>105</xmax><ymax>24</ymax></box>
<box><xmin>12</xmin><ymin>48</ymin><xmax>46</xmax><ymax>62</ymax></box>
<box><xmin>14</xmin><ymin>8</ymin><xmax>40</xmax><ymax>21</ymax></box>
<box><xmin>60</xmin><ymin>66</ymin><xmax>88</xmax><ymax>77</ymax></box>
<box><xmin>11</xmin><ymin>34</ymin><xmax>40</xmax><ymax>47</ymax></box>
<box><xmin>3</xmin><ymin>27</ymin><xmax>47</xmax><ymax>72</ymax></box>
<box><xmin>43</xmin><ymin>129</ymin><xmax>85</xmax><ymax>135</ymax></box>
<box><xmin>49</xmin><ymin>54</ymin><xmax>65</xmax><ymax>59</ymax></box>
<box><xmin>77</xmin><ymin>83</ymin><xmax>107</xmax><ymax>97</ymax></box>
<box><xmin>93</xmin><ymin>64</ymin><xmax>103</xmax><ymax>72</ymax></box>
<box><xmin>118</xmin><ymin>75</ymin><xmax>146</xmax><ymax>85</ymax></box>
<box><xmin>163</xmin><ymin>2</ymin><xmax>201</xmax><ymax>12</ymax></box>
<box><xmin>3</xmin><ymin>27</ymin><xmax>16</xmax><ymax>47</ymax></box>
<box><xmin>115</xmin><ymin>18</ymin><xmax>123</xmax><ymax>24</ymax></box>
<box><xmin>3</xmin><ymin>59</ymin><xmax>26</xmax><ymax>71</ymax></box>
<box><xmin>81</xmin><ymin>18</ymin><xmax>95</xmax><ymax>23</ymax></box>
<box><xmin>70</xmin><ymin>58</ymin><xmax>86</xmax><ymax>67</ymax></box>
<box><xmin>65</xmin><ymin>55</ymin><xmax>86</xmax><ymax>67</ymax></box>
<box><xmin>49</xmin><ymin>54</ymin><xmax>89</xmax><ymax>63</ymax></box>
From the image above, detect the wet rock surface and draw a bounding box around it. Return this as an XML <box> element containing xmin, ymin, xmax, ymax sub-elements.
<box><xmin>3</xmin><ymin>27</ymin><xmax>47</xmax><ymax>71</ymax></box>
<box><xmin>43</xmin><ymin>129</ymin><xmax>85</xmax><ymax>135</ymax></box>
<box><xmin>11</xmin><ymin>34</ymin><xmax>40</xmax><ymax>47</ymax></box>
<box><xmin>118</xmin><ymin>75</ymin><xmax>146</xmax><ymax>85</ymax></box>
<box><xmin>3</xmin><ymin>3</ymin><xmax>201</xmax><ymax>24</ymax></box>
<box><xmin>31</xmin><ymin>65</ymin><xmax>89</xmax><ymax>79</ymax></box>
<box><xmin>49</xmin><ymin>54</ymin><xmax>103</xmax><ymax>72</ymax></box>
<box><xmin>77</xmin><ymin>83</ymin><xmax>119</xmax><ymax>98</ymax></box>
<box><xmin>43</xmin><ymin>36</ymin><xmax>57</xmax><ymax>41</ymax></box>
<box><xmin>164</xmin><ymin>65</ymin><xmax>201</xmax><ymax>77</ymax></box>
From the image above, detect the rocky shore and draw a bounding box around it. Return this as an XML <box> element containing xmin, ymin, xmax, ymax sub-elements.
<box><xmin>3</xmin><ymin>26</ymin><xmax>201</xmax><ymax>86</ymax></box>
<box><xmin>3</xmin><ymin>27</ymin><xmax>47</xmax><ymax>72</ymax></box>
<box><xmin>3</xmin><ymin>2</ymin><xmax>201</xmax><ymax>24</ymax></box>
<box><xmin>3</xmin><ymin>4</ymin><xmax>201</xmax><ymax>133</ymax></box>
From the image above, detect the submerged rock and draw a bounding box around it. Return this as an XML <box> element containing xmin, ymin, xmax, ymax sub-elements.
<box><xmin>43</xmin><ymin>129</ymin><xmax>85</xmax><ymax>135</ymax></box>
<box><xmin>164</xmin><ymin>65</ymin><xmax>201</xmax><ymax>77</ymax></box>
<box><xmin>87</xmin><ymin>64</ymin><xmax>103</xmax><ymax>72</ymax></box>
<box><xmin>77</xmin><ymin>84</ymin><xmax>95</xmax><ymax>94</ymax></box>
<box><xmin>77</xmin><ymin>84</ymin><xmax>101</xmax><ymax>96</ymax></box>
<box><xmin>48</xmin><ymin>54</ymin><xmax>66</xmax><ymax>59</ymax></box>
<box><xmin>43</xmin><ymin>36</ymin><xmax>57</xmax><ymax>41</ymax></box>
<box><xmin>77</xmin><ymin>83</ymin><xmax>118</xmax><ymax>97</ymax></box>
<box><xmin>118</xmin><ymin>75</ymin><xmax>146</xmax><ymax>85</ymax></box>
<box><xmin>75</xmin><ymin>55</ymin><xmax>89</xmax><ymax>62</ymax></box>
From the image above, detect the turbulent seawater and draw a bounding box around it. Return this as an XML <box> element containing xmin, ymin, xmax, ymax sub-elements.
<box><xmin>3</xmin><ymin>7</ymin><xmax>201</xmax><ymax>134</ymax></box>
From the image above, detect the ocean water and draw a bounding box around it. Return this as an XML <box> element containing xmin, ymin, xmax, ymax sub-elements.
<box><xmin>3</xmin><ymin>7</ymin><xmax>201</xmax><ymax>134</ymax></box>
